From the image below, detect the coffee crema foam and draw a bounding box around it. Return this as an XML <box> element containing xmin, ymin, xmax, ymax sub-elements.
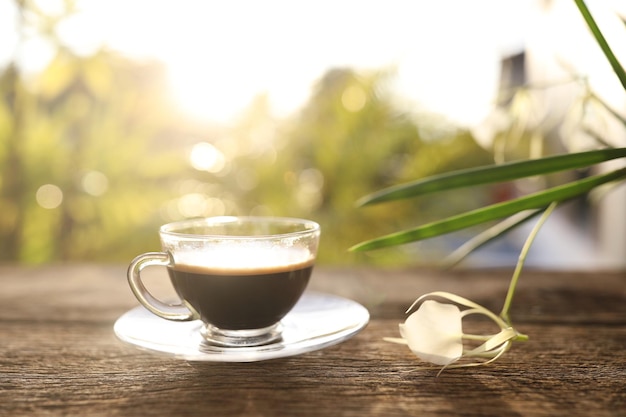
<box><xmin>172</xmin><ymin>245</ymin><xmax>315</xmax><ymax>275</ymax></box>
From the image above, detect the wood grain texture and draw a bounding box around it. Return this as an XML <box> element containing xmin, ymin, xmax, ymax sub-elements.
<box><xmin>0</xmin><ymin>265</ymin><xmax>624</xmax><ymax>417</ymax></box>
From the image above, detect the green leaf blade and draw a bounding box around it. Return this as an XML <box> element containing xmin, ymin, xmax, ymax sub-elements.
<box><xmin>357</xmin><ymin>148</ymin><xmax>626</xmax><ymax>206</ymax></box>
<box><xmin>350</xmin><ymin>167</ymin><xmax>626</xmax><ymax>251</ymax></box>
<box><xmin>574</xmin><ymin>0</ymin><xmax>626</xmax><ymax>90</ymax></box>
<box><xmin>441</xmin><ymin>209</ymin><xmax>543</xmax><ymax>268</ymax></box>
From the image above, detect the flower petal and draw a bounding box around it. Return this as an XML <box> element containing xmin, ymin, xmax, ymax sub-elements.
<box><xmin>400</xmin><ymin>300</ymin><xmax>463</xmax><ymax>365</ymax></box>
<box><xmin>408</xmin><ymin>291</ymin><xmax>509</xmax><ymax>329</ymax></box>
<box><xmin>464</xmin><ymin>327</ymin><xmax>517</xmax><ymax>357</ymax></box>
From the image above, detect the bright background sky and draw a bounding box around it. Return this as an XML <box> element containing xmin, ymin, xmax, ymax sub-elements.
<box><xmin>0</xmin><ymin>0</ymin><xmax>534</xmax><ymax>125</ymax></box>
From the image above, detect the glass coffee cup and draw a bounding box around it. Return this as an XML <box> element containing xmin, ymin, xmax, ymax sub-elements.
<box><xmin>127</xmin><ymin>216</ymin><xmax>320</xmax><ymax>347</ymax></box>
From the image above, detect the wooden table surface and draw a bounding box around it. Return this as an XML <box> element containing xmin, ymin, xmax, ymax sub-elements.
<box><xmin>0</xmin><ymin>264</ymin><xmax>624</xmax><ymax>417</ymax></box>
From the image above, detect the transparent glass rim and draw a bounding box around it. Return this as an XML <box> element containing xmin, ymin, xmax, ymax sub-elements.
<box><xmin>159</xmin><ymin>216</ymin><xmax>320</xmax><ymax>240</ymax></box>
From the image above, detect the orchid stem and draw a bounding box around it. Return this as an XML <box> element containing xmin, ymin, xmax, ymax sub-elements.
<box><xmin>500</xmin><ymin>202</ymin><xmax>558</xmax><ymax>324</ymax></box>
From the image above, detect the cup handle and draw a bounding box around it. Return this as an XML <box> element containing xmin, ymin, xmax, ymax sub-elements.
<box><xmin>127</xmin><ymin>252</ymin><xmax>197</xmax><ymax>321</ymax></box>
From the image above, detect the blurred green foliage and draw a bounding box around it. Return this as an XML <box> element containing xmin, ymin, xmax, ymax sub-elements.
<box><xmin>0</xmin><ymin>1</ymin><xmax>496</xmax><ymax>265</ymax></box>
<box><xmin>1</xmin><ymin>51</ymin><xmax>186</xmax><ymax>262</ymax></box>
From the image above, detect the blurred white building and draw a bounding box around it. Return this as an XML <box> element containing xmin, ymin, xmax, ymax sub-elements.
<box><xmin>476</xmin><ymin>0</ymin><xmax>626</xmax><ymax>269</ymax></box>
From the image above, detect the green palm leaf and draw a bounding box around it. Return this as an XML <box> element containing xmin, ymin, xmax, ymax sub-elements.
<box><xmin>574</xmin><ymin>0</ymin><xmax>626</xmax><ymax>90</ymax></box>
<box><xmin>351</xmin><ymin>167</ymin><xmax>626</xmax><ymax>251</ymax></box>
<box><xmin>357</xmin><ymin>147</ymin><xmax>626</xmax><ymax>206</ymax></box>
<box><xmin>441</xmin><ymin>209</ymin><xmax>543</xmax><ymax>268</ymax></box>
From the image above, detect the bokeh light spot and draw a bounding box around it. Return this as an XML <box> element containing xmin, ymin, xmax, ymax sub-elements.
<box><xmin>178</xmin><ymin>193</ymin><xmax>208</xmax><ymax>218</ymax></box>
<box><xmin>36</xmin><ymin>184</ymin><xmax>63</xmax><ymax>209</ymax></box>
<box><xmin>296</xmin><ymin>168</ymin><xmax>324</xmax><ymax>210</ymax></box>
<box><xmin>81</xmin><ymin>170</ymin><xmax>109</xmax><ymax>196</ymax></box>
<box><xmin>341</xmin><ymin>85</ymin><xmax>367</xmax><ymax>112</ymax></box>
<box><xmin>190</xmin><ymin>142</ymin><xmax>226</xmax><ymax>173</ymax></box>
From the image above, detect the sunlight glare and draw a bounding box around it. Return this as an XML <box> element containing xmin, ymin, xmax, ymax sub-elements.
<box><xmin>0</xmin><ymin>0</ymin><xmax>533</xmax><ymax>126</ymax></box>
<box><xmin>190</xmin><ymin>142</ymin><xmax>226</xmax><ymax>173</ymax></box>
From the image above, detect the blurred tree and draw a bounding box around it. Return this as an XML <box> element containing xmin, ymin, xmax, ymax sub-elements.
<box><xmin>0</xmin><ymin>48</ymin><xmax>191</xmax><ymax>262</ymax></box>
<box><xmin>0</xmin><ymin>1</ymin><xmax>496</xmax><ymax>266</ymax></box>
<box><xmin>0</xmin><ymin>64</ymin><xmax>25</xmax><ymax>262</ymax></box>
<box><xmin>237</xmin><ymin>68</ymin><xmax>494</xmax><ymax>264</ymax></box>
<box><xmin>0</xmin><ymin>1</ymin><xmax>194</xmax><ymax>262</ymax></box>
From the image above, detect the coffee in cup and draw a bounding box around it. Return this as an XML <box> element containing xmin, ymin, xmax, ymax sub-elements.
<box><xmin>127</xmin><ymin>216</ymin><xmax>320</xmax><ymax>347</ymax></box>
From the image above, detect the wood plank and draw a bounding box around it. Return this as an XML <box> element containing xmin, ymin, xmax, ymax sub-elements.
<box><xmin>0</xmin><ymin>266</ymin><xmax>624</xmax><ymax>417</ymax></box>
<box><xmin>1</xmin><ymin>319</ymin><xmax>624</xmax><ymax>416</ymax></box>
<box><xmin>1</xmin><ymin>266</ymin><xmax>624</xmax><ymax>323</ymax></box>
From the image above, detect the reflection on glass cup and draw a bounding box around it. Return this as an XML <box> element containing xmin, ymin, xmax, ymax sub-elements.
<box><xmin>127</xmin><ymin>216</ymin><xmax>320</xmax><ymax>347</ymax></box>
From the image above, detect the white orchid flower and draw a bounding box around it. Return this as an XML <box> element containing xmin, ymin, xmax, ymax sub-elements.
<box><xmin>385</xmin><ymin>204</ymin><xmax>557</xmax><ymax>375</ymax></box>
<box><xmin>386</xmin><ymin>291</ymin><xmax>528</xmax><ymax>374</ymax></box>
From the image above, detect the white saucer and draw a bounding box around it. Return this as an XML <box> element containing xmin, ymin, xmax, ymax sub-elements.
<box><xmin>114</xmin><ymin>291</ymin><xmax>369</xmax><ymax>362</ymax></box>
